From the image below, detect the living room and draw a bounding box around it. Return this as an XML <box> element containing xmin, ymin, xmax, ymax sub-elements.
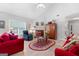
<box><xmin>1</xmin><ymin>1</ymin><xmax>79</xmax><ymax>57</ymax></box>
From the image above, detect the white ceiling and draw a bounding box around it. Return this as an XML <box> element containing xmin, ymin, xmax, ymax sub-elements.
<box><xmin>0</xmin><ymin>3</ymin><xmax>54</xmax><ymax>20</ymax></box>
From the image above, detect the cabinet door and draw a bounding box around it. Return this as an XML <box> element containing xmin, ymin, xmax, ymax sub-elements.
<box><xmin>48</xmin><ymin>23</ymin><xmax>57</xmax><ymax>39</ymax></box>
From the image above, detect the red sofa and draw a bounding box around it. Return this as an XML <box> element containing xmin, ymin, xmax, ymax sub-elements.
<box><xmin>0</xmin><ymin>33</ymin><xmax>24</xmax><ymax>56</ymax></box>
<box><xmin>55</xmin><ymin>44</ymin><xmax>79</xmax><ymax>56</ymax></box>
<box><xmin>55</xmin><ymin>34</ymin><xmax>79</xmax><ymax>56</ymax></box>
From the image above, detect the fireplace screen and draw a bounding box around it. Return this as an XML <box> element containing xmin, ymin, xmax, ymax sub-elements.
<box><xmin>35</xmin><ymin>30</ymin><xmax>44</xmax><ymax>37</ymax></box>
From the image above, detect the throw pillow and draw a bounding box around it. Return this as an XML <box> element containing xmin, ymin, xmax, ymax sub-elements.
<box><xmin>63</xmin><ymin>39</ymin><xmax>77</xmax><ymax>50</ymax></box>
<box><xmin>63</xmin><ymin>34</ymin><xmax>74</xmax><ymax>47</ymax></box>
<box><xmin>0</xmin><ymin>37</ymin><xmax>4</xmax><ymax>43</ymax></box>
<box><xmin>1</xmin><ymin>32</ymin><xmax>10</xmax><ymax>41</ymax></box>
<box><xmin>9</xmin><ymin>34</ymin><xmax>18</xmax><ymax>40</ymax></box>
<box><xmin>63</xmin><ymin>34</ymin><xmax>78</xmax><ymax>50</ymax></box>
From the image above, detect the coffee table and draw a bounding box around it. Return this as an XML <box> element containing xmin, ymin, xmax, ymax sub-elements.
<box><xmin>37</xmin><ymin>36</ymin><xmax>48</xmax><ymax>46</ymax></box>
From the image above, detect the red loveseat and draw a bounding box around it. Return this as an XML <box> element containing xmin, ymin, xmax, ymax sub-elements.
<box><xmin>0</xmin><ymin>33</ymin><xmax>24</xmax><ymax>56</ymax></box>
<box><xmin>55</xmin><ymin>34</ymin><xmax>79</xmax><ymax>56</ymax></box>
<box><xmin>55</xmin><ymin>44</ymin><xmax>79</xmax><ymax>56</ymax></box>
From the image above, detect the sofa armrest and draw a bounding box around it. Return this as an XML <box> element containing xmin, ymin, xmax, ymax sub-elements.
<box><xmin>0</xmin><ymin>39</ymin><xmax>23</xmax><ymax>45</ymax></box>
<box><xmin>0</xmin><ymin>39</ymin><xmax>24</xmax><ymax>51</ymax></box>
<box><xmin>55</xmin><ymin>48</ymin><xmax>76</xmax><ymax>56</ymax></box>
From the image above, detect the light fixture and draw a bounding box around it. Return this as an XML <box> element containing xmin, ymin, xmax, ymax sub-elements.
<box><xmin>37</xmin><ymin>3</ymin><xmax>46</xmax><ymax>8</ymax></box>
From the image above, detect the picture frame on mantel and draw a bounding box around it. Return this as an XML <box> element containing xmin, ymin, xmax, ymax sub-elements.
<box><xmin>41</xmin><ymin>22</ymin><xmax>44</xmax><ymax>26</ymax></box>
<box><xmin>36</xmin><ymin>22</ymin><xmax>39</xmax><ymax>26</ymax></box>
<box><xmin>0</xmin><ymin>20</ymin><xmax>5</xmax><ymax>28</ymax></box>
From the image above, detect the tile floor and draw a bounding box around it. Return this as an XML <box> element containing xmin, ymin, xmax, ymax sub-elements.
<box><xmin>11</xmin><ymin>39</ymin><xmax>65</xmax><ymax>56</ymax></box>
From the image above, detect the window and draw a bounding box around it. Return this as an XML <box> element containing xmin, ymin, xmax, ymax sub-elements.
<box><xmin>9</xmin><ymin>19</ymin><xmax>26</xmax><ymax>36</ymax></box>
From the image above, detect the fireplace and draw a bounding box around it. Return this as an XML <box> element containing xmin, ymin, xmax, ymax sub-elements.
<box><xmin>35</xmin><ymin>30</ymin><xmax>44</xmax><ymax>37</ymax></box>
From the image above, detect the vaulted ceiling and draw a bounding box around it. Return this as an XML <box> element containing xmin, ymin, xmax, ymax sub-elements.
<box><xmin>0</xmin><ymin>3</ymin><xmax>54</xmax><ymax>20</ymax></box>
<box><xmin>1</xmin><ymin>3</ymin><xmax>79</xmax><ymax>22</ymax></box>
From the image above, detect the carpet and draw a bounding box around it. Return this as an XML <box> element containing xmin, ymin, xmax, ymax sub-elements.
<box><xmin>29</xmin><ymin>39</ymin><xmax>55</xmax><ymax>51</ymax></box>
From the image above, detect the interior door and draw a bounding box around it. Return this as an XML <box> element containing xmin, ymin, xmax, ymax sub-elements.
<box><xmin>69</xmin><ymin>20</ymin><xmax>79</xmax><ymax>35</ymax></box>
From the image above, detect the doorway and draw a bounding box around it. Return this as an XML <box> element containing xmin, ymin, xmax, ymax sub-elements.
<box><xmin>68</xmin><ymin>20</ymin><xmax>79</xmax><ymax>35</ymax></box>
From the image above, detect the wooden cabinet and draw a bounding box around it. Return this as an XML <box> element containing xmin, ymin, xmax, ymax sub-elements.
<box><xmin>46</xmin><ymin>22</ymin><xmax>57</xmax><ymax>40</ymax></box>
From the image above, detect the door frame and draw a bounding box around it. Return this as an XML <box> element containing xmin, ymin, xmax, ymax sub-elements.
<box><xmin>68</xmin><ymin>20</ymin><xmax>79</xmax><ymax>35</ymax></box>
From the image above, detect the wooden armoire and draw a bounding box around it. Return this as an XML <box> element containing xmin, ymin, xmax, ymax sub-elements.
<box><xmin>46</xmin><ymin>21</ymin><xmax>57</xmax><ymax>40</ymax></box>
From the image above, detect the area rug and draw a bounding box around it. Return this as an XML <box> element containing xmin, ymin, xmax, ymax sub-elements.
<box><xmin>29</xmin><ymin>39</ymin><xmax>55</xmax><ymax>51</ymax></box>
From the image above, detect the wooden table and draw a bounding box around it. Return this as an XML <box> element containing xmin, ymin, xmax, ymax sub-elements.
<box><xmin>37</xmin><ymin>37</ymin><xmax>48</xmax><ymax>46</ymax></box>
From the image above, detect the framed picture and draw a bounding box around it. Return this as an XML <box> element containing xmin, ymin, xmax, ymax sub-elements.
<box><xmin>41</xmin><ymin>22</ymin><xmax>44</xmax><ymax>26</ymax></box>
<box><xmin>0</xmin><ymin>20</ymin><xmax>5</xmax><ymax>28</ymax></box>
<box><xmin>36</xmin><ymin>22</ymin><xmax>39</xmax><ymax>26</ymax></box>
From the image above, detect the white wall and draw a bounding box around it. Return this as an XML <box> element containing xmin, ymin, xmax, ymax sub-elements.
<box><xmin>0</xmin><ymin>12</ymin><xmax>10</xmax><ymax>34</ymax></box>
<box><xmin>0</xmin><ymin>4</ymin><xmax>79</xmax><ymax>40</ymax></box>
<box><xmin>0</xmin><ymin>12</ymin><xmax>31</xmax><ymax>34</ymax></box>
<box><xmin>42</xmin><ymin>3</ymin><xmax>79</xmax><ymax>40</ymax></box>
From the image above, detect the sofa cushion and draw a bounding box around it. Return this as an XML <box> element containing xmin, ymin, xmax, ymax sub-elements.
<box><xmin>55</xmin><ymin>48</ymin><xmax>76</xmax><ymax>56</ymax></box>
<box><xmin>0</xmin><ymin>37</ymin><xmax>4</xmax><ymax>42</ymax></box>
<box><xmin>9</xmin><ymin>34</ymin><xmax>18</xmax><ymax>40</ymax></box>
<box><xmin>68</xmin><ymin>44</ymin><xmax>79</xmax><ymax>56</ymax></box>
<box><xmin>0</xmin><ymin>36</ymin><xmax>24</xmax><ymax>55</ymax></box>
<box><xmin>1</xmin><ymin>32</ymin><xmax>10</xmax><ymax>42</ymax></box>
